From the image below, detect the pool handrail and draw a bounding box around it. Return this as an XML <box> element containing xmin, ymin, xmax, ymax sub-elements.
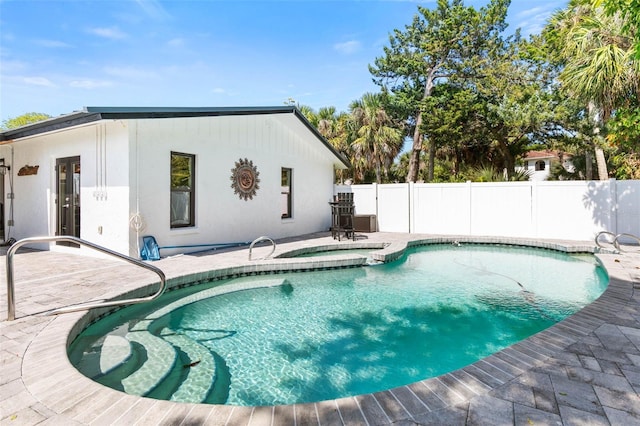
<box><xmin>595</xmin><ymin>231</ymin><xmax>617</xmax><ymax>249</ymax></box>
<box><xmin>248</xmin><ymin>236</ymin><xmax>276</xmax><ymax>260</ymax></box>
<box><xmin>6</xmin><ymin>235</ymin><xmax>166</xmax><ymax>321</ymax></box>
<box><xmin>613</xmin><ymin>233</ymin><xmax>640</xmax><ymax>252</ymax></box>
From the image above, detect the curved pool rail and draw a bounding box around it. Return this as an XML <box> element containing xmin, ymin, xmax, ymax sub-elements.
<box><xmin>614</xmin><ymin>233</ymin><xmax>640</xmax><ymax>252</ymax></box>
<box><xmin>595</xmin><ymin>230</ymin><xmax>640</xmax><ymax>253</ymax></box>
<box><xmin>595</xmin><ymin>231</ymin><xmax>617</xmax><ymax>249</ymax></box>
<box><xmin>248</xmin><ymin>236</ymin><xmax>276</xmax><ymax>260</ymax></box>
<box><xmin>6</xmin><ymin>235</ymin><xmax>166</xmax><ymax>321</ymax></box>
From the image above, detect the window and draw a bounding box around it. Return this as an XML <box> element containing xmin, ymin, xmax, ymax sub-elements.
<box><xmin>170</xmin><ymin>152</ymin><xmax>195</xmax><ymax>228</ymax></box>
<box><xmin>535</xmin><ymin>160</ymin><xmax>546</xmax><ymax>171</ymax></box>
<box><xmin>281</xmin><ymin>168</ymin><xmax>292</xmax><ymax>219</ymax></box>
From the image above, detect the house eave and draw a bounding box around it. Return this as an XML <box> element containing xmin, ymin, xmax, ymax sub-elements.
<box><xmin>0</xmin><ymin>106</ymin><xmax>350</xmax><ymax>168</ymax></box>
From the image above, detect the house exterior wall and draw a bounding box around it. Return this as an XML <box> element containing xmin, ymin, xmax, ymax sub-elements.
<box><xmin>0</xmin><ymin>121</ymin><xmax>131</xmax><ymax>253</ymax></box>
<box><xmin>2</xmin><ymin>112</ymin><xmax>339</xmax><ymax>257</ymax></box>
<box><xmin>523</xmin><ymin>158</ymin><xmax>551</xmax><ymax>181</ymax></box>
<box><xmin>129</xmin><ymin>114</ymin><xmax>337</xmax><ymax>257</ymax></box>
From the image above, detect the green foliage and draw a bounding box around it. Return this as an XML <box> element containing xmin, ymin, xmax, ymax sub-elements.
<box><xmin>609</xmin><ymin>152</ymin><xmax>640</xmax><ymax>179</ymax></box>
<box><xmin>606</xmin><ymin>106</ymin><xmax>640</xmax><ymax>151</ymax></box>
<box><xmin>369</xmin><ymin>0</ymin><xmax>511</xmax><ymax>182</ymax></box>
<box><xmin>592</xmin><ymin>0</ymin><xmax>640</xmax><ymax>58</ymax></box>
<box><xmin>467</xmin><ymin>165</ymin><xmax>502</xmax><ymax>182</ymax></box>
<box><xmin>604</xmin><ymin>105</ymin><xmax>640</xmax><ymax>179</ymax></box>
<box><xmin>1</xmin><ymin>112</ymin><xmax>51</xmax><ymax>130</ymax></box>
<box><xmin>509</xmin><ymin>168</ymin><xmax>534</xmax><ymax>181</ymax></box>
<box><xmin>349</xmin><ymin>93</ymin><xmax>404</xmax><ymax>183</ymax></box>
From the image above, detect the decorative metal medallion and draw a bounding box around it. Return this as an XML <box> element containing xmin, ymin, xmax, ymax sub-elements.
<box><xmin>230</xmin><ymin>158</ymin><xmax>260</xmax><ymax>200</ymax></box>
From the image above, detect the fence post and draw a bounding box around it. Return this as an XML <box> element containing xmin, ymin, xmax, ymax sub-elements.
<box><xmin>408</xmin><ymin>181</ymin><xmax>414</xmax><ymax>233</ymax></box>
<box><xmin>373</xmin><ymin>183</ymin><xmax>378</xmax><ymax>228</ymax></box>
<box><xmin>531</xmin><ymin>180</ymin><xmax>538</xmax><ymax>238</ymax></box>
<box><xmin>467</xmin><ymin>181</ymin><xmax>473</xmax><ymax>235</ymax></box>
<box><xmin>609</xmin><ymin>178</ymin><xmax>617</xmax><ymax>234</ymax></box>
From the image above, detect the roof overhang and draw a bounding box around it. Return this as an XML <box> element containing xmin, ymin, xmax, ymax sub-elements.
<box><xmin>0</xmin><ymin>106</ymin><xmax>350</xmax><ymax>168</ymax></box>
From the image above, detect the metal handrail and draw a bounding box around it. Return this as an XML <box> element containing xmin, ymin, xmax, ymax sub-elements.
<box><xmin>595</xmin><ymin>231</ymin><xmax>617</xmax><ymax>248</ymax></box>
<box><xmin>248</xmin><ymin>236</ymin><xmax>276</xmax><ymax>260</ymax></box>
<box><xmin>6</xmin><ymin>236</ymin><xmax>166</xmax><ymax>321</ymax></box>
<box><xmin>613</xmin><ymin>233</ymin><xmax>640</xmax><ymax>253</ymax></box>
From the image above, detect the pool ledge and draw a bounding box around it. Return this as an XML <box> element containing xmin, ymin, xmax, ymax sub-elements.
<box><xmin>5</xmin><ymin>233</ymin><xmax>640</xmax><ymax>425</ymax></box>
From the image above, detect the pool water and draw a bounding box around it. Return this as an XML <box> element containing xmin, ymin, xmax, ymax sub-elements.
<box><xmin>69</xmin><ymin>244</ymin><xmax>607</xmax><ymax>406</ymax></box>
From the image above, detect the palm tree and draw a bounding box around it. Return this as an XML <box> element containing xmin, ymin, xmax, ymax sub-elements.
<box><xmin>549</xmin><ymin>1</ymin><xmax>640</xmax><ymax>179</ymax></box>
<box><xmin>349</xmin><ymin>93</ymin><xmax>404</xmax><ymax>183</ymax></box>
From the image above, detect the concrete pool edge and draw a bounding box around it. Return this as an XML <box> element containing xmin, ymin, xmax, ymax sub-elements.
<box><xmin>10</xmin><ymin>233</ymin><xmax>640</xmax><ymax>424</ymax></box>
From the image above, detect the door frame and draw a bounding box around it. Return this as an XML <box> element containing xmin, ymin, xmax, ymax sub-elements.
<box><xmin>56</xmin><ymin>156</ymin><xmax>81</xmax><ymax>246</ymax></box>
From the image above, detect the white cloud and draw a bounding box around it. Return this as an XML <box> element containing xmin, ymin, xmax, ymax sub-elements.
<box><xmin>514</xmin><ymin>5</ymin><xmax>559</xmax><ymax>37</ymax></box>
<box><xmin>134</xmin><ymin>0</ymin><xmax>172</xmax><ymax>21</ymax></box>
<box><xmin>167</xmin><ymin>38</ymin><xmax>185</xmax><ymax>48</ymax></box>
<box><xmin>212</xmin><ymin>87</ymin><xmax>226</xmax><ymax>94</ymax></box>
<box><xmin>334</xmin><ymin>40</ymin><xmax>362</xmax><ymax>55</ymax></box>
<box><xmin>69</xmin><ymin>79</ymin><xmax>112</xmax><ymax>89</ymax></box>
<box><xmin>34</xmin><ymin>39</ymin><xmax>72</xmax><ymax>48</ymax></box>
<box><xmin>23</xmin><ymin>76</ymin><xmax>56</xmax><ymax>87</ymax></box>
<box><xmin>104</xmin><ymin>66</ymin><xmax>158</xmax><ymax>80</ymax></box>
<box><xmin>87</xmin><ymin>26</ymin><xmax>127</xmax><ymax>40</ymax></box>
<box><xmin>0</xmin><ymin>59</ymin><xmax>27</xmax><ymax>72</ymax></box>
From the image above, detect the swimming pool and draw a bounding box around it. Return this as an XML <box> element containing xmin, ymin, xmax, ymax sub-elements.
<box><xmin>68</xmin><ymin>243</ymin><xmax>607</xmax><ymax>406</ymax></box>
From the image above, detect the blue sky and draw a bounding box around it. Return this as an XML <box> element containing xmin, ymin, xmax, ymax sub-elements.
<box><xmin>0</xmin><ymin>0</ymin><xmax>568</xmax><ymax>123</ymax></box>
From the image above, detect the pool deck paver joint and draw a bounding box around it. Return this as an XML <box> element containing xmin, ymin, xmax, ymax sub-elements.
<box><xmin>1</xmin><ymin>232</ymin><xmax>639</xmax><ymax>425</ymax></box>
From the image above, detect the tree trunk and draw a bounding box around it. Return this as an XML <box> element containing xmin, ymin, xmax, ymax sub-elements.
<box><xmin>595</xmin><ymin>147</ymin><xmax>608</xmax><ymax>180</ymax></box>
<box><xmin>427</xmin><ymin>139</ymin><xmax>436</xmax><ymax>182</ymax></box>
<box><xmin>495</xmin><ymin>138</ymin><xmax>515</xmax><ymax>179</ymax></box>
<box><xmin>406</xmin><ymin>69</ymin><xmax>437</xmax><ymax>183</ymax></box>
<box><xmin>406</xmin><ymin>113</ymin><xmax>423</xmax><ymax>183</ymax></box>
<box><xmin>586</xmin><ymin>102</ymin><xmax>609</xmax><ymax>180</ymax></box>
<box><xmin>585</xmin><ymin>151</ymin><xmax>593</xmax><ymax>180</ymax></box>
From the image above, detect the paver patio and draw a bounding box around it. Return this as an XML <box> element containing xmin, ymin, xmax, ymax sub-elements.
<box><xmin>1</xmin><ymin>232</ymin><xmax>639</xmax><ymax>425</ymax></box>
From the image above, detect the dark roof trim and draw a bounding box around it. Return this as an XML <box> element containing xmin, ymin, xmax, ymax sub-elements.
<box><xmin>0</xmin><ymin>106</ymin><xmax>350</xmax><ymax>167</ymax></box>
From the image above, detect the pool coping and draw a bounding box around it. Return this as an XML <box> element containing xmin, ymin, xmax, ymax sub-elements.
<box><xmin>4</xmin><ymin>232</ymin><xmax>640</xmax><ymax>425</ymax></box>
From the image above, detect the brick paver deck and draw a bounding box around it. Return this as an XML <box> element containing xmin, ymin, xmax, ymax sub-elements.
<box><xmin>1</xmin><ymin>232</ymin><xmax>639</xmax><ymax>425</ymax></box>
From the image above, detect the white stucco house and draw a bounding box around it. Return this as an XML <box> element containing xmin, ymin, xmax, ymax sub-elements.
<box><xmin>0</xmin><ymin>106</ymin><xmax>349</xmax><ymax>257</ymax></box>
<box><xmin>517</xmin><ymin>150</ymin><xmax>574</xmax><ymax>181</ymax></box>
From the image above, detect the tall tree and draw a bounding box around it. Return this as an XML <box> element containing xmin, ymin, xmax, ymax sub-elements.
<box><xmin>349</xmin><ymin>93</ymin><xmax>403</xmax><ymax>183</ymax></box>
<box><xmin>369</xmin><ymin>0</ymin><xmax>510</xmax><ymax>182</ymax></box>
<box><xmin>547</xmin><ymin>0</ymin><xmax>640</xmax><ymax>179</ymax></box>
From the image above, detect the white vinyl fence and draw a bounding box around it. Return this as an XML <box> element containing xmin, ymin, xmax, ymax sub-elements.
<box><xmin>335</xmin><ymin>180</ymin><xmax>640</xmax><ymax>241</ymax></box>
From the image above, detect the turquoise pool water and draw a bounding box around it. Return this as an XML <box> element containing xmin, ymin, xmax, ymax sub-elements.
<box><xmin>69</xmin><ymin>244</ymin><xmax>607</xmax><ymax>406</ymax></box>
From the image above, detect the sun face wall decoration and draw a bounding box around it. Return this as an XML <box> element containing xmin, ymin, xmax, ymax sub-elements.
<box><xmin>230</xmin><ymin>158</ymin><xmax>260</xmax><ymax>200</ymax></box>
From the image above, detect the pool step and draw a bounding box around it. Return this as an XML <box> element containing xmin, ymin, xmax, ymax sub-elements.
<box><xmin>159</xmin><ymin>327</ymin><xmax>217</xmax><ymax>402</ymax></box>
<box><xmin>70</xmin><ymin>334</ymin><xmax>129</xmax><ymax>379</ymax></box>
<box><xmin>93</xmin><ymin>334</ymin><xmax>147</xmax><ymax>392</ymax></box>
<box><xmin>121</xmin><ymin>330</ymin><xmax>178</xmax><ymax>396</ymax></box>
<box><xmin>95</xmin><ymin>326</ymin><xmax>222</xmax><ymax>403</ymax></box>
<box><xmin>77</xmin><ymin>279</ymin><xmax>290</xmax><ymax>403</ymax></box>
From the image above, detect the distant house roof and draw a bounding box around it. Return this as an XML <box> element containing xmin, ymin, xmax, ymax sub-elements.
<box><xmin>0</xmin><ymin>106</ymin><xmax>350</xmax><ymax>168</ymax></box>
<box><xmin>523</xmin><ymin>150</ymin><xmax>572</xmax><ymax>161</ymax></box>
